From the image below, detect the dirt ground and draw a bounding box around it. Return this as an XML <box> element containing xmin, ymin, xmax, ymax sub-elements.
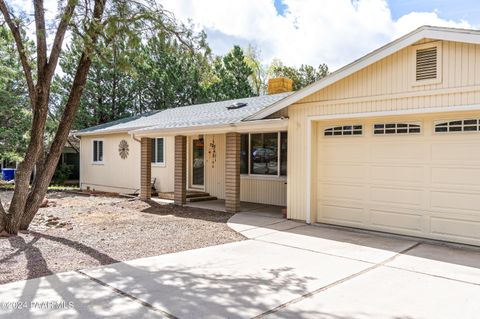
<box><xmin>0</xmin><ymin>191</ymin><xmax>245</xmax><ymax>284</ymax></box>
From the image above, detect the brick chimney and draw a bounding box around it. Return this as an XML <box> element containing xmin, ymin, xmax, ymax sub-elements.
<box><xmin>267</xmin><ymin>77</ymin><xmax>293</xmax><ymax>95</ymax></box>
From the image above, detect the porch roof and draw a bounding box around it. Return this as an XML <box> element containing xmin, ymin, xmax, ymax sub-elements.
<box><xmin>75</xmin><ymin>93</ymin><xmax>292</xmax><ymax>137</ymax></box>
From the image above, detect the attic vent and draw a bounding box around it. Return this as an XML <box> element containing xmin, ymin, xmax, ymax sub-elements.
<box><xmin>227</xmin><ymin>102</ymin><xmax>247</xmax><ymax>110</ymax></box>
<box><xmin>416</xmin><ymin>46</ymin><xmax>437</xmax><ymax>81</ymax></box>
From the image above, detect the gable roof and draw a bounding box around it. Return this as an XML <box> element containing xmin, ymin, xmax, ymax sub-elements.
<box><xmin>246</xmin><ymin>26</ymin><xmax>480</xmax><ymax>120</ymax></box>
<box><xmin>76</xmin><ymin>92</ymin><xmax>292</xmax><ymax>136</ymax></box>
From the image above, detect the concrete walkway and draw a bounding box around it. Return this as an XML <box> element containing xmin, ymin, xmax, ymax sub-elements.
<box><xmin>2</xmin><ymin>212</ymin><xmax>480</xmax><ymax>318</ymax></box>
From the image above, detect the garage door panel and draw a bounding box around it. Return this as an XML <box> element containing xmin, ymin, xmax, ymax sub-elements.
<box><xmin>320</xmin><ymin>204</ymin><xmax>364</xmax><ymax>224</ymax></box>
<box><xmin>320</xmin><ymin>164</ymin><xmax>366</xmax><ymax>182</ymax></box>
<box><xmin>430</xmin><ymin>190</ymin><xmax>480</xmax><ymax>214</ymax></box>
<box><xmin>370</xmin><ymin>187</ymin><xmax>423</xmax><ymax>207</ymax></box>
<box><xmin>319</xmin><ymin>183</ymin><xmax>365</xmax><ymax>201</ymax></box>
<box><xmin>431</xmin><ymin>142</ymin><xmax>480</xmax><ymax>162</ymax></box>
<box><xmin>370</xmin><ymin>210</ymin><xmax>423</xmax><ymax>232</ymax></box>
<box><xmin>371</xmin><ymin>165</ymin><xmax>425</xmax><ymax>184</ymax></box>
<box><xmin>371</xmin><ymin>142</ymin><xmax>427</xmax><ymax>162</ymax></box>
<box><xmin>322</xmin><ymin>143</ymin><xmax>367</xmax><ymax>163</ymax></box>
<box><xmin>430</xmin><ymin>217</ymin><xmax>480</xmax><ymax>241</ymax></box>
<box><xmin>317</xmin><ymin>117</ymin><xmax>480</xmax><ymax>246</ymax></box>
<box><xmin>431</xmin><ymin>167</ymin><xmax>480</xmax><ymax>187</ymax></box>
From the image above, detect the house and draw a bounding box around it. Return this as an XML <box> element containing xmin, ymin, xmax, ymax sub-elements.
<box><xmin>77</xmin><ymin>26</ymin><xmax>480</xmax><ymax>246</ymax></box>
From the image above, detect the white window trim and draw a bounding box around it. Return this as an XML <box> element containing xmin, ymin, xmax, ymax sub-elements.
<box><xmin>241</xmin><ymin>131</ymin><xmax>287</xmax><ymax>179</ymax></box>
<box><xmin>92</xmin><ymin>139</ymin><xmax>104</xmax><ymax>165</ymax></box>
<box><xmin>412</xmin><ymin>41</ymin><xmax>442</xmax><ymax>86</ymax></box>
<box><xmin>373</xmin><ymin>122</ymin><xmax>422</xmax><ymax>136</ymax></box>
<box><xmin>433</xmin><ymin>119</ymin><xmax>480</xmax><ymax>134</ymax></box>
<box><xmin>151</xmin><ymin>137</ymin><xmax>166</xmax><ymax>167</ymax></box>
<box><xmin>323</xmin><ymin>124</ymin><xmax>363</xmax><ymax>137</ymax></box>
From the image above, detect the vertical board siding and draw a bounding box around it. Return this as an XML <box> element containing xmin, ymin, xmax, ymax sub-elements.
<box><xmin>287</xmin><ymin>40</ymin><xmax>480</xmax><ymax>221</ymax></box>
<box><xmin>205</xmin><ymin>134</ymin><xmax>226</xmax><ymax>199</ymax></box>
<box><xmin>240</xmin><ymin>178</ymin><xmax>287</xmax><ymax>206</ymax></box>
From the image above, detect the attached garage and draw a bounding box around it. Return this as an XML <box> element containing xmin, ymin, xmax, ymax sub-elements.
<box><xmin>246</xmin><ymin>26</ymin><xmax>480</xmax><ymax>246</ymax></box>
<box><xmin>315</xmin><ymin>113</ymin><xmax>480</xmax><ymax>246</ymax></box>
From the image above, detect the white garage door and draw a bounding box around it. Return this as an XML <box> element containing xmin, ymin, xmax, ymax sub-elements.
<box><xmin>317</xmin><ymin>115</ymin><xmax>480</xmax><ymax>246</ymax></box>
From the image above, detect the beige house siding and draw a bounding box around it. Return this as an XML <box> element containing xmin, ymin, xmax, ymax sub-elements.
<box><xmin>205</xmin><ymin>134</ymin><xmax>226</xmax><ymax>198</ymax></box>
<box><xmin>80</xmin><ymin>133</ymin><xmax>141</xmax><ymax>193</ymax></box>
<box><xmin>80</xmin><ymin>133</ymin><xmax>175</xmax><ymax>194</ymax></box>
<box><xmin>205</xmin><ymin>133</ymin><xmax>287</xmax><ymax>206</ymax></box>
<box><xmin>287</xmin><ymin>40</ymin><xmax>480</xmax><ymax>220</ymax></box>
<box><xmin>152</xmin><ymin>136</ymin><xmax>175</xmax><ymax>192</ymax></box>
<box><xmin>241</xmin><ymin>178</ymin><xmax>287</xmax><ymax>206</ymax></box>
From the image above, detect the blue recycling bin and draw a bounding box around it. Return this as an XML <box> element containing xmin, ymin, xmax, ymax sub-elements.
<box><xmin>1</xmin><ymin>168</ymin><xmax>15</xmax><ymax>181</ymax></box>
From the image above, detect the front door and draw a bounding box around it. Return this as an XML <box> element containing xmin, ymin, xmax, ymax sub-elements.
<box><xmin>192</xmin><ymin>138</ymin><xmax>204</xmax><ymax>187</ymax></box>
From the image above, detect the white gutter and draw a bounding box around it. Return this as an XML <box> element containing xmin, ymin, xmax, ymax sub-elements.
<box><xmin>129</xmin><ymin>118</ymin><xmax>289</xmax><ymax>137</ymax></box>
<box><xmin>75</xmin><ymin>126</ymin><xmax>150</xmax><ymax>137</ymax></box>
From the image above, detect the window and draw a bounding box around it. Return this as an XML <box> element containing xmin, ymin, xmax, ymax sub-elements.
<box><xmin>240</xmin><ymin>134</ymin><xmax>249</xmax><ymax>174</ymax></box>
<box><xmin>280</xmin><ymin>132</ymin><xmax>287</xmax><ymax>176</ymax></box>
<box><xmin>240</xmin><ymin>132</ymin><xmax>287</xmax><ymax>177</ymax></box>
<box><xmin>435</xmin><ymin>119</ymin><xmax>480</xmax><ymax>133</ymax></box>
<box><xmin>151</xmin><ymin>137</ymin><xmax>165</xmax><ymax>165</ymax></box>
<box><xmin>251</xmin><ymin>133</ymin><xmax>278</xmax><ymax>175</ymax></box>
<box><xmin>324</xmin><ymin>125</ymin><xmax>362</xmax><ymax>136</ymax></box>
<box><xmin>93</xmin><ymin>140</ymin><xmax>104</xmax><ymax>163</ymax></box>
<box><xmin>374</xmin><ymin>123</ymin><xmax>421</xmax><ymax>135</ymax></box>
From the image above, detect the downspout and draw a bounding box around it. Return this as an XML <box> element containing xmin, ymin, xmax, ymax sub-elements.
<box><xmin>130</xmin><ymin>132</ymin><xmax>141</xmax><ymax>143</ymax></box>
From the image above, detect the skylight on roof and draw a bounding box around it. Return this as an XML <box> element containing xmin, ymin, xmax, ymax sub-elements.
<box><xmin>226</xmin><ymin>102</ymin><xmax>248</xmax><ymax>110</ymax></box>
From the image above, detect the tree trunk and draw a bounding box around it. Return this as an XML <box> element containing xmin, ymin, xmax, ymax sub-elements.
<box><xmin>7</xmin><ymin>92</ymin><xmax>50</xmax><ymax>234</ymax></box>
<box><xmin>20</xmin><ymin>53</ymin><xmax>99</xmax><ymax>230</ymax></box>
<box><xmin>0</xmin><ymin>0</ymin><xmax>107</xmax><ymax>234</ymax></box>
<box><xmin>0</xmin><ymin>201</ymin><xmax>14</xmax><ymax>236</ymax></box>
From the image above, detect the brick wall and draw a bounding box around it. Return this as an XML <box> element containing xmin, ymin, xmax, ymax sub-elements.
<box><xmin>174</xmin><ymin>135</ymin><xmax>187</xmax><ymax>205</ymax></box>
<box><xmin>225</xmin><ymin>132</ymin><xmax>240</xmax><ymax>213</ymax></box>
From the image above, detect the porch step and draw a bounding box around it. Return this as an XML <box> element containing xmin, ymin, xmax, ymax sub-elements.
<box><xmin>187</xmin><ymin>196</ymin><xmax>218</xmax><ymax>202</ymax></box>
<box><xmin>158</xmin><ymin>191</ymin><xmax>213</xmax><ymax>200</ymax></box>
<box><xmin>186</xmin><ymin>191</ymin><xmax>211</xmax><ymax>198</ymax></box>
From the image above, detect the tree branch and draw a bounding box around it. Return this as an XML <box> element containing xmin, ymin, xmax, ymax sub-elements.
<box><xmin>33</xmin><ymin>0</ymin><xmax>47</xmax><ymax>77</ymax></box>
<box><xmin>0</xmin><ymin>0</ymin><xmax>36</xmax><ymax>106</ymax></box>
<box><xmin>45</xmin><ymin>0</ymin><xmax>78</xmax><ymax>82</ymax></box>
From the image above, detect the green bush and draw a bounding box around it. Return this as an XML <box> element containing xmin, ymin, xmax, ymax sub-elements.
<box><xmin>52</xmin><ymin>164</ymin><xmax>73</xmax><ymax>185</ymax></box>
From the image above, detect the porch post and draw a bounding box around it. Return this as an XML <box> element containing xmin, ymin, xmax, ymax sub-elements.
<box><xmin>225</xmin><ymin>132</ymin><xmax>240</xmax><ymax>213</ymax></box>
<box><xmin>140</xmin><ymin>137</ymin><xmax>152</xmax><ymax>200</ymax></box>
<box><xmin>174</xmin><ymin>135</ymin><xmax>187</xmax><ymax>205</ymax></box>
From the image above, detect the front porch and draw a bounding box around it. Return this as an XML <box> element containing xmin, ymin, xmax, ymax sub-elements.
<box><xmin>139</xmin><ymin>127</ymin><xmax>288</xmax><ymax>213</ymax></box>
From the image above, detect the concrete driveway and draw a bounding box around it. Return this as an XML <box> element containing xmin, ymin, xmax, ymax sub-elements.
<box><xmin>2</xmin><ymin>212</ymin><xmax>480</xmax><ymax>318</ymax></box>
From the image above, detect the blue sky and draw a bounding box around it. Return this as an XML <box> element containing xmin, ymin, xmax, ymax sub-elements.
<box><xmin>387</xmin><ymin>0</ymin><xmax>480</xmax><ymax>23</ymax></box>
<box><xmin>273</xmin><ymin>0</ymin><xmax>480</xmax><ymax>24</ymax></box>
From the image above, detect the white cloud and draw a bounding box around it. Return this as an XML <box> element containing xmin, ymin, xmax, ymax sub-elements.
<box><xmin>161</xmin><ymin>0</ymin><xmax>477</xmax><ymax>70</ymax></box>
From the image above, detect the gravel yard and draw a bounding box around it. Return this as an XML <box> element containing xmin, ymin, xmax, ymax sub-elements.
<box><xmin>0</xmin><ymin>191</ymin><xmax>245</xmax><ymax>284</ymax></box>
